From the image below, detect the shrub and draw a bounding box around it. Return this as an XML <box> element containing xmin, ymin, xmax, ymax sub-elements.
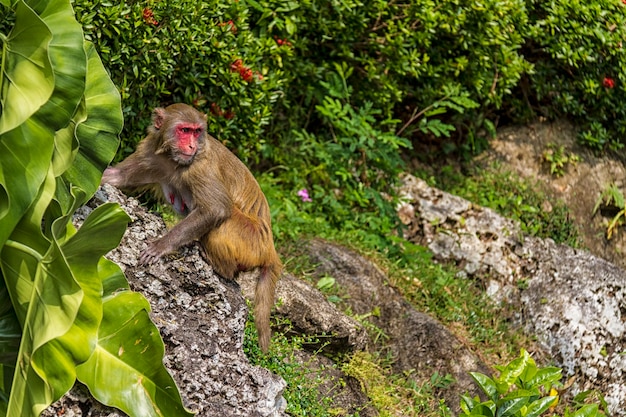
<box><xmin>74</xmin><ymin>0</ymin><xmax>533</xmax><ymax>158</ymax></box>
<box><xmin>247</xmin><ymin>0</ymin><xmax>530</xmax><ymax>145</ymax></box>
<box><xmin>524</xmin><ymin>0</ymin><xmax>626</xmax><ymax>150</ymax></box>
<box><xmin>74</xmin><ymin>0</ymin><xmax>289</xmax><ymax>162</ymax></box>
<box><xmin>462</xmin><ymin>349</ymin><xmax>561</xmax><ymax>417</ymax></box>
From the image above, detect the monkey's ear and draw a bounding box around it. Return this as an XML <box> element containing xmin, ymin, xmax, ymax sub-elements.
<box><xmin>152</xmin><ymin>107</ymin><xmax>166</xmax><ymax>130</ymax></box>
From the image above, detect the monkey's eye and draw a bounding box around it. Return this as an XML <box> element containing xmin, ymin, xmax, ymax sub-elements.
<box><xmin>180</xmin><ymin>127</ymin><xmax>191</xmax><ymax>134</ymax></box>
<box><xmin>194</xmin><ymin>128</ymin><xmax>203</xmax><ymax>135</ymax></box>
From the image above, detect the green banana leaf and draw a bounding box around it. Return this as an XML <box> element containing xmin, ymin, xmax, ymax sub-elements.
<box><xmin>0</xmin><ymin>0</ymin><xmax>54</xmax><ymax>135</ymax></box>
<box><xmin>77</xmin><ymin>287</ymin><xmax>195</xmax><ymax>417</ymax></box>
<box><xmin>58</xmin><ymin>41</ymin><xmax>123</xmax><ymax>207</ymax></box>
<box><xmin>0</xmin><ymin>0</ymin><xmax>55</xmax><ymax>247</ymax></box>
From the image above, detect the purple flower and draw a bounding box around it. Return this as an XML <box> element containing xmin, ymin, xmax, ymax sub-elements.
<box><xmin>297</xmin><ymin>188</ymin><xmax>312</xmax><ymax>202</ymax></box>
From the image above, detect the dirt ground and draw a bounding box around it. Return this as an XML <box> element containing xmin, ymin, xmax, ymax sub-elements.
<box><xmin>477</xmin><ymin>120</ymin><xmax>626</xmax><ymax>270</ymax></box>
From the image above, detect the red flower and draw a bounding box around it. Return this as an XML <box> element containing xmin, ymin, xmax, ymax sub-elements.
<box><xmin>231</xmin><ymin>59</ymin><xmax>243</xmax><ymax>71</ymax></box>
<box><xmin>210</xmin><ymin>102</ymin><xmax>224</xmax><ymax>117</ymax></box>
<box><xmin>218</xmin><ymin>20</ymin><xmax>237</xmax><ymax>33</ymax></box>
<box><xmin>274</xmin><ymin>37</ymin><xmax>293</xmax><ymax>47</ymax></box>
<box><xmin>142</xmin><ymin>8</ymin><xmax>158</xmax><ymax>26</ymax></box>
<box><xmin>241</xmin><ymin>68</ymin><xmax>254</xmax><ymax>83</ymax></box>
<box><xmin>603</xmin><ymin>77</ymin><xmax>616</xmax><ymax>89</ymax></box>
<box><xmin>230</xmin><ymin>59</ymin><xmax>255</xmax><ymax>83</ymax></box>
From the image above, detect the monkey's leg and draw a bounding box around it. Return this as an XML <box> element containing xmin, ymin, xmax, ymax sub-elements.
<box><xmin>203</xmin><ymin>216</ymin><xmax>280</xmax><ymax>352</ymax></box>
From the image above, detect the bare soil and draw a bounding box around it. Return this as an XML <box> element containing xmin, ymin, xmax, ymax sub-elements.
<box><xmin>477</xmin><ymin>120</ymin><xmax>626</xmax><ymax>270</ymax></box>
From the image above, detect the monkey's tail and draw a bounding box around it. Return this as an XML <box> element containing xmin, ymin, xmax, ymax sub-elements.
<box><xmin>254</xmin><ymin>260</ymin><xmax>282</xmax><ymax>353</ymax></box>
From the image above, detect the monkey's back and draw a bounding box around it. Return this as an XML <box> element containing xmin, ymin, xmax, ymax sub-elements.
<box><xmin>192</xmin><ymin>137</ymin><xmax>280</xmax><ymax>279</ymax></box>
<box><xmin>194</xmin><ymin>136</ymin><xmax>282</xmax><ymax>354</ymax></box>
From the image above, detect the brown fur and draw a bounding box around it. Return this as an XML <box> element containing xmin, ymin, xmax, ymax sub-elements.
<box><xmin>102</xmin><ymin>103</ymin><xmax>282</xmax><ymax>352</ymax></box>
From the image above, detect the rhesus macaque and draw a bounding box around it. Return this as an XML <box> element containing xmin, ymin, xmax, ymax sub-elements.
<box><xmin>102</xmin><ymin>103</ymin><xmax>282</xmax><ymax>353</ymax></box>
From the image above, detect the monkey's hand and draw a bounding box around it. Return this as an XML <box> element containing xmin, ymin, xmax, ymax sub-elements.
<box><xmin>139</xmin><ymin>239</ymin><xmax>168</xmax><ymax>265</ymax></box>
<box><xmin>101</xmin><ymin>167</ymin><xmax>122</xmax><ymax>187</ymax></box>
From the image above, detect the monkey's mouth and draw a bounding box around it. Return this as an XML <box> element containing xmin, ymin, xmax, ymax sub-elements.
<box><xmin>177</xmin><ymin>152</ymin><xmax>196</xmax><ymax>165</ymax></box>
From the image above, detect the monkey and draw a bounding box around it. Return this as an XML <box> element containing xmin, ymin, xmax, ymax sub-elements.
<box><xmin>101</xmin><ymin>103</ymin><xmax>282</xmax><ymax>353</ymax></box>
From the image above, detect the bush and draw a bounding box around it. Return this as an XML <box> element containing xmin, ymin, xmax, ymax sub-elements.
<box><xmin>523</xmin><ymin>0</ymin><xmax>626</xmax><ymax>150</ymax></box>
<box><xmin>74</xmin><ymin>0</ymin><xmax>531</xmax><ymax>155</ymax></box>
<box><xmin>74</xmin><ymin>0</ymin><xmax>289</xmax><ymax>162</ymax></box>
<box><xmin>247</xmin><ymin>0</ymin><xmax>530</xmax><ymax>145</ymax></box>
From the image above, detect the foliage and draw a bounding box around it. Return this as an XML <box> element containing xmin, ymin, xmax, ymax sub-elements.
<box><xmin>243</xmin><ymin>316</ymin><xmax>337</xmax><ymax>417</ymax></box>
<box><xmin>461</xmin><ymin>349</ymin><xmax>608</xmax><ymax>417</ymax></box>
<box><xmin>461</xmin><ymin>349</ymin><xmax>561</xmax><ymax>417</ymax></box>
<box><xmin>73</xmin><ymin>0</ymin><xmax>288</xmax><ymax>163</ymax></box>
<box><xmin>541</xmin><ymin>143</ymin><xmax>580</xmax><ymax>177</ymax></box>
<box><xmin>593</xmin><ymin>183</ymin><xmax>626</xmax><ymax>239</ymax></box>
<box><xmin>0</xmin><ymin>1</ymin><xmax>190</xmax><ymax>416</ymax></box>
<box><xmin>246</xmin><ymin>0</ymin><xmax>528</xmax><ymax>141</ymax></box>
<box><xmin>525</xmin><ymin>0</ymin><xmax>626</xmax><ymax>151</ymax></box>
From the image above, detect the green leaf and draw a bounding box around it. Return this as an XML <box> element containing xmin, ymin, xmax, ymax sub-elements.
<box><xmin>0</xmin><ymin>0</ymin><xmax>87</xmax><ymax>247</ymax></box>
<box><xmin>0</xmin><ymin>119</ymin><xmax>54</xmax><ymax>247</ymax></box>
<box><xmin>468</xmin><ymin>402</ymin><xmax>496</xmax><ymax>417</ymax></box>
<box><xmin>0</xmin><ymin>0</ymin><xmax>54</xmax><ymax>135</ymax></box>
<box><xmin>524</xmin><ymin>395</ymin><xmax>558</xmax><ymax>417</ymax></box>
<box><xmin>460</xmin><ymin>394</ymin><xmax>479</xmax><ymax>414</ymax></box>
<box><xmin>29</xmin><ymin>0</ymin><xmax>87</xmax><ymax>132</ymax></box>
<box><xmin>495</xmin><ymin>397</ymin><xmax>528</xmax><ymax>417</ymax></box>
<box><xmin>284</xmin><ymin>16</ymin><xmax>296</xmax><ymax>35</ymax></box>
<box><xmin>316</xmin><ymin>276</ymin><xmax>336</xmax><ymax>291</ymax></box>
<box><xmin>470</xmin><ymin>372</ymin><xmax>499</xmax><ymax>402</ymax></box>
<box><xmin>567</xmin><ymin>404</ymin><xmax>600</xmax><ymax>417</ymax></box>
<box><xmin>2</xmin><ymin>167</ymin><xmax>83</xmax><ymax>417</ymax></box>
<box><xmin>526</xmin><ymin>366</ymin><xmax>561</xmax><ymax>390</ymax></box>
<box><xmin>27</xmin><ymin>0</ymin><xmax>88</xmax><ymax>179</ymax></box>
<box><xmin>59</xmin><ymin>41</ymin><xmax>122</xmax><ymax>208</ymax></box>
<box><xmin>77</xmin><ymin>289</ymin><xmax>195</xmax><ymax>417</ymax></box>
<box><xmin>496</xmin><ymin>349</ymin><xmax>533</xmax><ymax>392</ymax></box>
<box><xmin>0</xmin><ymin>283</ymin><xmax>20</xmax><ymax>404</ymax></box>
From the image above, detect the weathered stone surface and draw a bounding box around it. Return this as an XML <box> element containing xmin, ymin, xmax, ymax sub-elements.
<box><xmin>273</xmin><ymin>273</ymin><xmax>369</xmax><ymax>352</ymax></box>
<box><xmin>399</xmin><ymin>174</ymin><xmax>626</xmax><ymax>414</ymax></box>
<box><xmin>306</xmin><ymin>240</ymin><xmax>489</xmax><ymax>414</ymax></box>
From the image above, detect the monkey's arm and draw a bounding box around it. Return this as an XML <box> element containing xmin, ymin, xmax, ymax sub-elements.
<box><xmin>101</xmin><ymin>152</ymin><xmax>164</xmax><ymax>189</ymax></box>
<box><xmin>139</xmin><ymin>181</ymin><xmax>233</xmax><ymax>265</ymax></box>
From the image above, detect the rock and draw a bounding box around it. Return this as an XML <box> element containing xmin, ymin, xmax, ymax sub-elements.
<box><xmin>305</xmin><ymin>240</ymin><xmax>490</xmax><ymax>414</ymax></box>
<box><xmin>399</xmin><ymin>174</ymin><xmax>626</xmax><ymax>414</ymax></box>
<box><xmin>273</xmin><ymin>273</ymin><xmax>369</xmax><ymax>352</ymax></box>
<box><xmin>44</xmin><ymin>184</ymin><xmax>288</xmax><ymax>417</ymax></box>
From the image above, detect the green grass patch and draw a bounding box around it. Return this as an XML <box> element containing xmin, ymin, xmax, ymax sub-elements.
<box><xmin>342</xmin><ymin>351</ymin><xmax>453</xmax><ymax>417</ymax></box>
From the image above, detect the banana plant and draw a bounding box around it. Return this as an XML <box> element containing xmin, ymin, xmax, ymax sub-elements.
<box><xmin>0</xmin><ymin>1</ymin><xmax>192</xmax><ymax>416</ymax></box>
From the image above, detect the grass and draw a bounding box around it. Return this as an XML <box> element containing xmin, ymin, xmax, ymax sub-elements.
<box><xmin>341</xmin><ymin>351</ymin><xmax>453</xmax><ymax>417</ymax></box>
<box><xmin>243</xmin><ymin>316</ymin><xmax>338</xmax><ymax>416</ymax></box>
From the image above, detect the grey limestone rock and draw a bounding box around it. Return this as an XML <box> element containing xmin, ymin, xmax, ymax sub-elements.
<box><xmin>398</xmin><ymin>174</ymin><xmax>626</xmax><ymax>414</ymax></box>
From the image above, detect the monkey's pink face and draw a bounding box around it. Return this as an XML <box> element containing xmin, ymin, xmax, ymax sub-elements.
<box><xmin>174</xmin><ymin>123</ymin><xmax>204</xmax><ymax>164</ymax></box>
